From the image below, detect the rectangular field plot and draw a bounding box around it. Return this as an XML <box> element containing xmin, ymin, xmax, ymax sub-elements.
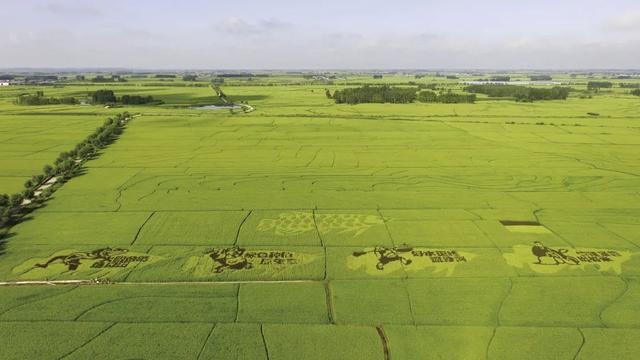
<box><xmin>0</xmin><ymin>114</ymin><xmax>104</xmax><ymax>194</ymax></box>
<box><xmin>0</xmin><ymin>284</ymin><xmax>238</xmax><ymax>323</ymax></box>
<box><xmin>385</xmin><ymin>325</ymin><xmax>494</xmax><ymax>360</ymax></box>
<box><xmin>385</xmin><ymin>219</ymin><xmax>495</xmax><ymax>247</ymax></box>
<box><xmin>62</xmin><ymin>322</ymin><xmax>214</xmax><ymax>360</ymax></box>
<box><xmin>237</xmin><ymin>282</ymin><xmax>329</xmax><ymax>324</ymax></box>
<box><xmin>5</xmin><ymin>211</ymin><xmax>152</xmax><ymax>245</ymax></box>
<box><xmin>499</xmin><ymin>277</ymin><xmax>629</xmax><ymax>327</ymax></box>
<box><xmin>406</xmin><ymin>278</ymin><xmax>512</xmax><ymax>326</ymax></box>
<box><xmin>330</xmin><ymin>279</ymin><xmax>414</xmax><ymax>325</ymax></box>
<box><xmin>263</xmin><ymin>324</ymin><xmax>383</xmax><ymax>360</ymax></box>
<box><xmin>135</xmin><ymin>210</ymin><xmax>249</xmax><ymax>245</ymax></box>
<box><xmin>198</xmin><ymin>323</ymin><xmax>268</xmax><ymax>360</ymax></box>
<box><xmin>0</xmin><ymin>321</ymin><xmax>111</xmax><ymax>360</ymax></box>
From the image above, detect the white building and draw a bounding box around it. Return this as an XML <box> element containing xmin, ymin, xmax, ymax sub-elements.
<box><xmin>0</xmin><ymin>81</ymin><xmax>10</xmax><ymax>86</ymax></box>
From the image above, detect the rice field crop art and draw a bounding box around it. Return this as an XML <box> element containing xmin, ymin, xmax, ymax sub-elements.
<box><xmin>257</xmin><ymin>211</ymin><xmax>384</xmax><ymax>237</ymax></box>
<box><xmin>1</xmin><ymin>74</ymin><xmax>640</xmax><ymax>360</ymax></box>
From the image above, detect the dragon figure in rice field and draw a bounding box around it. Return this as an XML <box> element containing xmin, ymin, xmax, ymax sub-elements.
<box><xmin>257</xmin><ymin>211</ymin><xmax>383</xmax><ymax>236</ymax></box>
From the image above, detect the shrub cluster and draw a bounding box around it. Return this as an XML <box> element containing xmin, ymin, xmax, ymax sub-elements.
<box><xmin>631</xmin><ymin>89</ymin><xmax>640</xmax><ymax>96</ymax></box>
<box><xmin>417</xmin><ymin>90</ymin><xmax>476</xmax><ymax>103</ymax></box>
<box><xmin>330</xmin><ymin>85</ymin><xmax>418</xmax><ymax>104</ymax></box>
<box><xmin>464</xmin><ymin>84</ymin><xmax>570</xmax><ymax>102</ymax></box>
<box><xmin>0</xmin><ymin>113</ymin><xmax>132</xmax><ymax>227</ymax></box>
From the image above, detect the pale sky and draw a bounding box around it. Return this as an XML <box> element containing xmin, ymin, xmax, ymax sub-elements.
<box><xmin>2</xmin><ymin>0</ymin><xmax>640</xmax><ymax>69</ymax></box>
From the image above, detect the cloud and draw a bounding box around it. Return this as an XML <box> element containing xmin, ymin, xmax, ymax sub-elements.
<box><xmin>217</xmin><ymin>17</ymin><xmax>292</xmax><ymax>35</ymax></box>
<box><xmin>260</xmin><ymin>18</ymin><xmax>292</xmax><ymax>31</ymax></box>
<box><xmin>39</xmin><ymin>1</ymin><xmax>104</xmax><ymax>17</ymax></box>
<box><xmin>605</xmin><ymin>11</ymin><xmax>640</xmax><ymax>30</ymax></box>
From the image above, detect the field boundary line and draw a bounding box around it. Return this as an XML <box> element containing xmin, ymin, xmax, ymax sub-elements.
<box><xmin>130</xmin><ymin>211</ymin><xmax>156</xmax><ymax>245</ymax></box>
<box><xmin>0</xmin><ymin>280</ymin><xmax>100</xmax><ymax>286</ymax></box>
<box><xmin>234</xmin><ymin>285</ymin><xmax>241</xmax><ymax>322</ymax></box>
<box><xmin>597</xmin><ymin>276</ymin><xmax>630</xmax><ymax>327</ymax></box>
<box><xmin>57</xmin><ymin>322</ymin><xmax>116</xmax><ymax>360</ymax></box>
<box><xmin>495</xmin><ymin>278</ymin><xmax>514</xmax><ymax>327</ymax></box>
<box><xmin>572</xmin><ymin>328</ymin><xmax>586</xmax><ymax>360</ymax></box>
<box><xmin>196</xmin><ymin>323</ymin><xmax>217</xmax><ymax>360</ymax></box>
<box><xmin>233</xmin><ymin>210</ymin><xmax>252</xmax><ymax>245</ymax></box>
<box><xmin>376</xmin><ymin>208</ymin><xmax>395</xmax><ymax>246</ymax></box>
<box><xmin>0</xmin><ymin>279</ymin><xmax>321</xmax><ymax>286</ymax></box>
<box><xmin>376</xmin><ymin>325</ymin><xmax>391</xmax><ymax>360</ymax></box>
<box><xmin>401</xmin><ymin>278</ymin><xmax>416</xmax><ymax>326</ymax></box>
<box><xmin>324</xmin><ymin>281</ymin><xmax>335</xmax><ymax>324</ymax></box>
<box><xmin>3</xmin><ymin>274</ymin><xmax>638</xmax><ymax>287</ymax></box>
<box><xmin>260</xmin><ymin>324</ymin><xmax>271</xmax><ymax>360</ymax></box>
<box><xmin>485</xmin><ymin>327</ymin><xmax>497</xmax><ymax>360</ymax></box>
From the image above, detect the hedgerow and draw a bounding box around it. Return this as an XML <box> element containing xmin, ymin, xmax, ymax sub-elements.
<box><xmin>0</xmin><ymin>112</ymin><xmax>133</xmax><ymax>228</ymax></box>
<box><xmin>463</xmin><ymin>84</ymin><xmax>570</xmax><ymax>102</ymax></box>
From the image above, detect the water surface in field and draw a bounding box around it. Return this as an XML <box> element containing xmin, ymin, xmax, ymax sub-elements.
<box><xmin>191</xmin><ymin>105</ymin><xmax>242</xmax><ymax>110</ymax></box>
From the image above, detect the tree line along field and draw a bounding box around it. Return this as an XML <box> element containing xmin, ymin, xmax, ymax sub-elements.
<box><xmin>1</xmin><ymin>73</ymin><xmax>640</xmax><ymax>359</ymax></box>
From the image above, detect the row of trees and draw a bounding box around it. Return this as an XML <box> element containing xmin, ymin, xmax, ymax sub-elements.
<box><xmin>631</xmin><ymin>89</ymin><xmax>640</xmax><ymax>96</ymax></box>
<box><xmin>325</xmin><ymin>85</ymin><xmax>478</xmax><ymax>104</ymax></box>
<box><xmin>91</xmin><ymin>90</ymin><xmax>117</xmax><ymax>103</ymax></box>
<box><xmin>121</xmin><ymin>95</ymin><xmax>157</xmax><ymax>105</ymax></box>
<box><xmin>92</xmin><ymin>75</ymin><xmax>127</xmax><ymax>83</ymax></box>
<box><xmin>89</xmin><ymin>90</ymin><xmax>161</xmax><ymax>105</ymax></box>
<box><xmin>418</xmin><ymin>90</ymin><xmax>476</xmax><ymax>103</ymax></box>
<box><xmin>587</xmin><ymin>81</ymin><xmax>613</xmax><ymax>91</ymax></box>
<box><xmin>530</xmin><ymin>75</ymin><xmax>553</xmax><ymax>81</ymax></box>
<box><xmin>418</xmin><ymin>83</ymin><xmax>440</xmax><ymax>90</ymax></box>
<box><xmin>329</xmin><ymin>85</ymin><xmax>418</xmax><ymax>104</ymax></box>
<box><xmin>15</xmin><ymin>91</ymin><xmax>78</xmax><ymax>105</ymax></box>
<box><xmin>464</xmin><ymin>84</ymin><xmax>570</xmax><ymax>102</ymax></box>
<box><xmin>1</xmin><ymin>113</ymin><xmax>131</xmax><ymax>227</ymax></box>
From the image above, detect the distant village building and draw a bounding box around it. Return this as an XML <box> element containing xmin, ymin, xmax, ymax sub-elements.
<box><xmin>0</xmin><ymin>80</ymin><xmax>10</xmax><ymax>86</ymax></box>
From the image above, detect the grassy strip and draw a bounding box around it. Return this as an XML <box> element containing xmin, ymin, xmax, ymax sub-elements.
<box><xmin>0</xmin><ymin>112</ymin><xmax>133</xmax><ymax>228</ymax></box>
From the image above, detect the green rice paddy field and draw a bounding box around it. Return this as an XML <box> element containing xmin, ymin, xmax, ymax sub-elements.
<box><xmin>1</xmin><ymin>75</ymin><xmax>640</xmax><ymax>359</ymax></box>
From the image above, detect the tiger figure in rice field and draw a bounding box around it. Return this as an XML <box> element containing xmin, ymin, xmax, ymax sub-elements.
<box><xmin>257</xmin><ymin>211</ymin><xmax>384</xmax><ymax>236</ymax></box>
<box><xmin>206</xmin><ymin>246</ymin><xmax>253</xmax><ymax>273</ymax></box>
<box><xmin>352</xmin><ymin>246</ymin><xmax>413</xmax><ymax>270</ymax></box>
<box><xmin>34</xmin><ymin>247</ymin><xmax>129</xmax><ymax>271</ymax></box>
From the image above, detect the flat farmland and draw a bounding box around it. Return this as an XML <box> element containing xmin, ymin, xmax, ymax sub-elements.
<box><xmin>1</xmin><ymin>77</ymin><xmax>640</xmax><ymax>359</ymax></box>
<box><xmin>0</xmin><ymin>114</ymin><xmax>103</xmax><ymax>193</ymax></box>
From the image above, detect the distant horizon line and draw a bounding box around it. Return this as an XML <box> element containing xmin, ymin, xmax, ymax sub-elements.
<box><xmin>1</xmin><ymin>67</ymin><xmax>640</xmax><ymax>74</ymax></box>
